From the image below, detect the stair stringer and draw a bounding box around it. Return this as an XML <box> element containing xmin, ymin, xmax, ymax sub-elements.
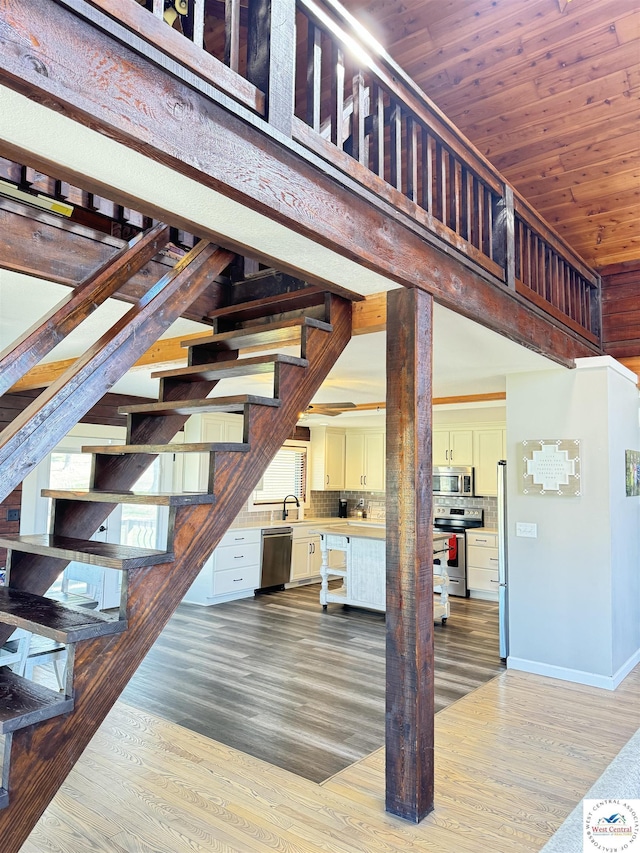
<box><xmin>0</xmin><ymin>296</ymin><xmax>352</xmax><ymax>852</ymax></box>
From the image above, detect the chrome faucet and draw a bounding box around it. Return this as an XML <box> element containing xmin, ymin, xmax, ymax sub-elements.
<box><xmin>282</xmin><ymin>494</ymin><xmax>300</xmax><ymax>520</ymax></box>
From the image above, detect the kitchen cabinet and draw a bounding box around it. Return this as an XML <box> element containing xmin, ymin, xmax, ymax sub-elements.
<box><xmin>182</xmin><ymin>413</ymin><xmax>244</xmax><ymax>492</ymax></box>
<box><xmin>473</xmin><ymin>429</ymin><xmax>506</xmax><ymax>496</ymax></box>
<box><xmin>184</xmin><ymin>527</ymin><xmax>260</xmax><ymax>605</ymax></box>
<box><xmin>290</xmin><ymin>533</ymin><xmax>322</xmax><ymax>582</ymax></box>
<box><xmin>466</xmin><ymin>529</ymin><xmax>499</xmax><ymax>599</ymax></box>
<box><xmin>433</xmin><ymin>429</ymin><xmax>473</xmax><ymax>466</ymax></box>
<box><xmin>345</xmin><ymin>430</ymin><xmax>385</xmax><ymax>491</ymax></box>
<box><xmin>309</xmin><ymin>426</ymin><xmax>346</xmax><ymax>490</ymax></box>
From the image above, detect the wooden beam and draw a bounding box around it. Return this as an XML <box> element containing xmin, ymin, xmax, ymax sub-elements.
<box><xmin>385</xmin><ymin>287</ymin><xmax>434</xmax><ymax>822</ymax></box>
<box><xmin>0</xmin><ymin>0</ymin><xmax>597</xmax><ymax>366</ymax></box>
<box><xmin>0</xmin><ymin>198</ymin><xmax>222</xmax><ymax>323</ymax></box>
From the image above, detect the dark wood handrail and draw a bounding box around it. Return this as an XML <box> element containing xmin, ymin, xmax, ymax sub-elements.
<box><xmin>0</xmin><ymin>242</ymin><xmax>234</xmax><ymax>503</ymax></box>
<box><xmin>0</xmin><ymin>223</ymin><xmax>170</xmax><ymax>397</ymax></box>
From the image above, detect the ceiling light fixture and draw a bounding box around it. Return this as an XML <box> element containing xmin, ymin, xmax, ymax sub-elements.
<box><xmin>0</xmin><ymin>179</ymin><xmax>74</xmax><ymax>217</ymax></box>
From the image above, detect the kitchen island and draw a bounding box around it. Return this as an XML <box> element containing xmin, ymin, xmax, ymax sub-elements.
<box><xmin>317</xmin><ymin>524</ymin><xmax>451</xmax><ymax>621</ymax></box>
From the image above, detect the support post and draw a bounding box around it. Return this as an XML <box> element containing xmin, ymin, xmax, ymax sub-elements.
<box><xmin>385</xmin><ymin>286</ymin><xmax>434</xmax><ymax>822</ymax></box>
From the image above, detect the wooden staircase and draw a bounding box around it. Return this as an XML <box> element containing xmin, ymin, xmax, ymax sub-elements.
<box><xmin>0</xmin><ymin>244</ymin><xmax>352</xmax><ymax>849</ymax></box>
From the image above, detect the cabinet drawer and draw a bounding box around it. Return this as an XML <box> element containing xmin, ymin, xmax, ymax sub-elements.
<box><xmin>466</xmin><ymin>531</ymin><xmax>498</xmax><ymax>548</ymax></box>
<box><xmin>220</xmin><ymin>528</ymin><xmax>261</xmax><ymax>548</ymax></box>
<box><xmin>213</xmin><ymin>565</ymin><xmax>260</xmax><ymax>595</ymax></box>
<box><xmin>216</xmin><ymin>543</ymin><xmax>260</xmax><ymax>570</ymax></box>
<box><xmin>468</xmin><ymin>567</ymin><xmax>499</xmax><ymax>592</ymax></box>
<box><xmin>467</xmin><ymin>545</ymin><xmax>499</xmax><ymax>571</ymax></box>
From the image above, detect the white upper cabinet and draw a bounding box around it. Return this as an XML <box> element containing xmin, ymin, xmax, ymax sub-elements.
<box><xmin>433</xmin><ymin>429</ymin><xmax>473</xmax><ymax>466</ymax></box>
<box><xmin>345</xmin><ymin>430</ymin><xmax>385</xmax><ymax>491</ymax></box>
<box><xmin>310</xmin><ymin>426</ymin><xmax>346</xmax><ymax>491</ymax></box>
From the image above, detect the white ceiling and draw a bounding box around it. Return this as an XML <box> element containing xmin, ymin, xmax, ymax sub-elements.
<box><xmin>0</xmin><ymin>268</ymin><xmax>559</xmax><ymax>425</ymax></box>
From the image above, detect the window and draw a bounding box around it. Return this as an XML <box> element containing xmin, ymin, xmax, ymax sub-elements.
<box><xmin>252</xmin><ymin>444</ymin><xmax>307</xmax><ymax>505</ymax></box>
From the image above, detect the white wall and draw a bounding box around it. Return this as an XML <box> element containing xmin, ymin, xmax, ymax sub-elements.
<box><xmin>506</xmin><ymin>357</ymin><xmax>640</xmax><ymax>689</ymax></box>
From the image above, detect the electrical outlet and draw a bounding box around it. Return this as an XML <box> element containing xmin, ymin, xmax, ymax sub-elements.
<box><xmin>516</xmin><ymin>522</ymin><xmax>537</xmax><ymax>538</ymax></box>
<box><xmin>6</xmin><ymin>508</ymin><xmax>20</xmax><ymax>522</ymax></box>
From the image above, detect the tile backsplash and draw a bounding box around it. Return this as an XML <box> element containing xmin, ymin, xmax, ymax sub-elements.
<box><xmin>230</xmin><ymin>491</ymin><xmax>497</xmax><ymax>529</ymax></box>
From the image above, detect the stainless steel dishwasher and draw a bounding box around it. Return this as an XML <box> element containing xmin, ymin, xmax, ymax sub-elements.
<box><xmin>258</xmin><ymin>527</ymin><xmax>293</xmax><ymax>591</ymax></box>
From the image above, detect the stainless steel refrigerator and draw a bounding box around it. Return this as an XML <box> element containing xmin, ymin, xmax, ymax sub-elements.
<box><xmin>497</xmin><ymin>459</ymin><xmax>509</xmax><ymax>659</ymax></box>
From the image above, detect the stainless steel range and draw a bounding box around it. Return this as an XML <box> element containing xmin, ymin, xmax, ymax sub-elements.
<box><xmin>433</xmin><ymin>504</ymin><xmax>484</xmax><ymax>597</ymax></box>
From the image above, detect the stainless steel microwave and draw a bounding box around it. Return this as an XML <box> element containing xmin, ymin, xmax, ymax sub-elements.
<box><xmin>433</xmin><ymin>466</ymin><xmax>475</xmax><ymax>497</ymax></box>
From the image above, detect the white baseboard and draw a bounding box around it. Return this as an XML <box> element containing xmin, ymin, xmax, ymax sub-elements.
<box><xmin>507</xmin><ymin>647</ymin><xmax>640</xmax><ymax>691</ymax></box>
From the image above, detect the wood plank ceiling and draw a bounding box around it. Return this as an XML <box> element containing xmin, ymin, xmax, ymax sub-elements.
<box><xmin>341</xmin><ymin>0</ymin><xmax>640</xmax><ymax>271</ymax></box>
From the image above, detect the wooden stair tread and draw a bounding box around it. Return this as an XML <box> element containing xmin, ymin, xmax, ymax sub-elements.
<box><xmin>183</xmin><ymin>316</ymin><xmax>333</xmax><ymax>351</ymax></box>
<box><xmin>83</xmin><ymin>442</ymin><xmax>250</xmax><ymax>455</ymax></box>
<box><xmin>42</xmin><ymin>489</ymin><xmax>216</xmax><ymax>506</ymax></box>
<box><xmin>0</xmin><ymin>534</ymin><xmax>173</xmax><ymax>569</ymax></box>
<box><xmin>207</xmin><ymin>286</ymin><xmax>326</xmax><ymax>322</ymax></box>
<box><xmin>152</xmin><ymin>353</ymin><xmax>308</xmax><ymax>381</ymax></box>
<box><xmin>118</xmin><ymin>394</ymin><xmax>281</xmax><ymax>417</ymax></box>
<box><xmin>0</xmin><ymin>669</ymin><xmax>74</xmax><ymax>734</ymax></box>
<box><xmin>0</xmin><ymin>587</ymin><xmax>126</xmax><ymax>643</ymax></box>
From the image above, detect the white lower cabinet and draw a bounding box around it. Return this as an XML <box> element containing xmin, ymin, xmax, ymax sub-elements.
<box><xmin>290</xmin><ymin>534</ymin><xmax>322</xmax><ymax>582</ymax></box>
<box><xmin>184</xmin><ymin>527</ymin><xmax>260</xmax><ymax>605</ymax></box>
<box><xmin>466</xmin><ymin>530</ymin><xmax>499</xmax><ymax>599</ymax></box>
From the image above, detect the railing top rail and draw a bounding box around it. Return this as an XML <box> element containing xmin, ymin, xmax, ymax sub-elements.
<box><xmin>299</xmin><ymin>0</ymin><xmax>600</xmax><ymax>287</ymax></box>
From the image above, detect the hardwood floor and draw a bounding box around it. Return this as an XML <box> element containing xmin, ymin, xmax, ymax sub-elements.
<box><xmin>121</xmin><ymin>583</ymin><xmax>504</xmax><ymax>782</ymax></box>
<box><xmin>22</xmin><ymin>666</ymin><xmax>640</xmax><ymax>853</ymax></box>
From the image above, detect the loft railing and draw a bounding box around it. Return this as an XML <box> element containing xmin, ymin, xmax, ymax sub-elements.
<box><xmin>64</xmin><ymin>0</ymin><xmax>601</xmax><ymax>345</ymax></box>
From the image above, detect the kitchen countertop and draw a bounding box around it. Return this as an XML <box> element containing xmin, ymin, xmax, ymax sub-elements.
<box><xmin>314</xmin><ymin>524</ymin><xmax>451</xmax><ymax>550</ymax></box>
<box><xmin>470</xmin><ymin>527</ymin><xmax>498</xmax><ymax>534</ymax></box>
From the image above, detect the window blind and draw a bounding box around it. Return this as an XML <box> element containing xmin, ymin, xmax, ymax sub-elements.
<box><xmin>253</xmin><ymin>446</ymin><xmax>307</xmax><ymax>504</ymax></box>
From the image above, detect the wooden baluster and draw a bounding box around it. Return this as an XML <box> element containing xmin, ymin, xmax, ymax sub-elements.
<box><xmin>331</xmin><ymin>42</ymin><xmax>345</xmax><ymax>148</ymax></box>
<box><xmin>152</xmin><ymin>0</ymin><xmax>163</xmax><ymax>18</ymax></box>
<box><xmin>306</xmin><ymin>21</ymin><xmax>322</xmax><ymax>131</ymax></box>
<box><xmin>470</xmin><ymin>174</ymin><xmax>480</xmax><ymax>250</ymax></box>
<box><xmin>434</xmin><ymin>140</ymin><xmax>445</xmax><ymax>223</ymax></box>
<box><xmin>351</xmin><ymin>71</ymin><xmax>367</xmax><ymax>166</ymax></box>
<box><xmin>24</xmin><ymin>167</ymin><xmax>56</xmax><ymax>197</ymax></box>
<box><xmin>406</xmin><ymin>117</ymin><xmax>418</xmax><ymax>203</ymax></box>
<box><xmin>370</xmin><ymin>82</ymin><xmax>385</xmax><ymax>179</ymax></box>
<box><xmin>590</xmin><ymin>279</ymin><xmax>601</xmax><ymax>338</ymax></box>
<box><xmin>192</xmin><ymin>0</ymin><xmax>205</xmax><ymax>48</ymax></box>
<box><xmin>0</xmin><ymin>157</ymin><xmax>22</xmax><ymax>183</ymax></box>
<box><xmin>460</xmin><ymin>166</ymin><xmax>470</xmax><ymax>241</ymax></box>
<box><xmin>58</xmin><ymin>182</ymin><xmax>90</xmax><ymax>208</ymax></box>
<box><xmin>525</xmin><ymin>226</ymin><xmax>532</xmax><ymax>290</ymax></box>
<box><xmin>121</xmin><ymin>208</ymin><xmax>145</xmax><ymax>228</ymax></box>
<box><xmin>447</xmin><ymin>155</ymin><xmax>457</xmax><ymax>233</ymax></box>
<box><xmin>389</xmin><ymin>101</ymin><xmax>402</xmax><ymax>191</ymax></box>
<box><xmin>247</xmin><ymin>0</ymin><xmax>295</xmax><ymax>135</ymax></box>
<box><xmin>502</xmin><ymin>186</ymin><xmax>516</xmax><ymax>289</ymax></box>
<box><xmin>421</xmin><ymin>129</ymin><xmax>433</xmax><ymax>216</ymax></box>
<box><xmin>90</xmin><ymin>194</ymin><xmax>117</xmax><ymax>220</ymax></box>
<box><xmin>225</xmin><ymin>0</ymin><xmax>241</xmax><ymax>70</ymax></box>
<box><xmin>482</xmin><ymin>187</ymin><xmax>492</xmax><ymax>259</ymax></box>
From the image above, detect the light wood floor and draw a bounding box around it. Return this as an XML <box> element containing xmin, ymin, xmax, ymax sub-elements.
<box><xmin>22</xmin><ymin>665</ymin><xmax>640</xmax><ymax>852</ymax></box>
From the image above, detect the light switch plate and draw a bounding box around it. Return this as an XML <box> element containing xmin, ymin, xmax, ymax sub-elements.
<box><xmin>516</xmin><ymin>522</ymin><xmax>537</xmax><ymax>538</ymax></box>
